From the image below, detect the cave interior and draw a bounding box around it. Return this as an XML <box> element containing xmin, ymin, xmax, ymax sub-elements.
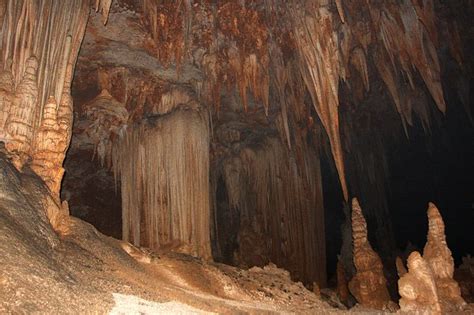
<box><xmin>0</xmin><ymin>0</ymin><xmax>473</xmax><ymax>313</ymax></box>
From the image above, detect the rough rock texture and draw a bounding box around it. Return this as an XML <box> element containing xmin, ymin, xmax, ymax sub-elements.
<box><xmin>5</xmin><ymin>57</ymin><xmax>39</xmax><ymax>169</ymax></box>
<box><xmin>0</xmin><ymin>152</ymin><xmax>336</xmax><ymax>314</ymax></box>
<box><xmin>423</xmin><ymin>202</ymin><xmax>466</xmax><ymax>312</ymax></box>
<box><xmin>455</xmin><ymin>255</ymin><xmax>474</xmax><ymax>303</ymax></box>
<box><xmin>398</xmin><ymin>251</ymin><xmax>442</xmax><ymax>314</ymax></box>
<box><xmin>30</xmin><ymin>96</ymin><xmax>70</xmax><ymax>197</ymax></box>
<box><xmin>348</xmin><ymin>198</ymin><xmax>392</xmax><ymax>310</ymax></box>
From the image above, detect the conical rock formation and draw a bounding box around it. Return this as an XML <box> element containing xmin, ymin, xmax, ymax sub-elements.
<box><xmin>423</xmin><ymin>202</ymin><xmax>466</xmax><ymax>312</ymax></box>
<box><xmin>348</xmin><ymin>198</ymin><xmax>392</xmax><ymax>310</ymax></box>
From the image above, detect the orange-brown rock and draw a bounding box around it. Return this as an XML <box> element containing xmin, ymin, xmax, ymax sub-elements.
<box><xmin>83</xmin><ymin>89</ymin><xmax>128</xmax><ymax>166</ymax></box>
<box><xmin>398</xmin><ymin>251</ymin><xmax>442</xmax><ymax>314</ymax></box>
<box><xmin>0</xmin><ymin>59</ymin><xmax>14</xmax><ymax>134</ymax></box>
<box><xmin>348</xmin><ymin>198</ymin><xmax>391</xmax><ymax>310</ymax></box>
<box><xmin>5</xmin><ymin>56</ymin><xmax>39</xmax><ymax>169</ymax></box>
<box><xmin>423</xmin><ymin>202</ymin><xmax>466</xmax><ymax>312</ymax></box>
<box><xmin>30</xmin><ymin>96</ymin><xmax>69</xmax><ymax>198</ymax></box>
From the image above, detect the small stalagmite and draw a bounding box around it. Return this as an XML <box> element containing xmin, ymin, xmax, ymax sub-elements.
<box><xmin>348</xmin><ymin>198</ymin><xmax>392</xmax><ymax>310</ymax></box>
<box><xmin>5</xmin><ymin>56</ymin><xmax>39</xmax><ymax>168</ymax></box>
<box><xmin>398</xmin><ymin>251</ymin><xmax>442</xmax><ymax>314</ymax></box>
<box><xmin>30</xmin><ymin>96</ymin><xmax>69</xmax><ymax>198</ymax></box>
<box><xmin>423</xmin><ymin>202</ymin><xmax>466</xmax><ymax>311</ymax></box>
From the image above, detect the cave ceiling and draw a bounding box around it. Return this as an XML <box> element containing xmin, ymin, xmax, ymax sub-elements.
<box><xmin>71</xmin><ymin>0</ymin><xmax>470</xmax><ymax>201</ymax></box>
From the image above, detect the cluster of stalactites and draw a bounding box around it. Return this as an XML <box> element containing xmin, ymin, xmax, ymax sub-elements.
<box><xmin>112</xmin><ymin>105</ymin><xmax>211</xmax><ymax>260</ymax></box>
<box><xmin>136</xmin><ymin>0</ymin><xmax>464</xmax><ymax>207</ymax></box>
<box><xmin>398</xmin><ymin>203</ymin><xmax>466</xmax><ymax>313</ymax></box>
<box><xmin>84</xmin><ymin>89</ymin><xmax>128</xmax><ymax>167</ymax></box>
<box><xmin>140</xmin><ymin>0</ymin><xmax>270</xmax><ymax>115</ymax></box>
<box><xmin>0</xmin><ymin>0</ymin><xmax>93</xmax><ymax>200</ymax></box>
<box><xmin>0</xmin><ymin>56</ymin><xmax>72</xmax><ymax>198</ymax></box>
<box><xmin>219</xmin><ymin>136</ymin><xmax>326</xmax><ymax>286</ymax></box>
<box><xmin>348</xmin><ymin>198</ymin><xmax>393</xmax><ymax>310</ymax></box>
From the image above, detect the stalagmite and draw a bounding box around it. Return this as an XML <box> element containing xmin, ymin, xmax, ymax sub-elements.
<box><xmin>5</xmin><ymin>56</ymin><xmax>39</xmax><ymax>169</ymax></box>
<box><xmin>30</xmin><ymin>96</ymin><xmax>69</xmax><ymax>198</ymax></box>
<box><xmin>422</xmin><ymin>202</ymin><xmax>466</xmax><ymax>311</ymax></box>
<box><xmin>398</xmin><ymin>251</ymin><xmax>442</xmax><ymax>314</ymax></box>
<box><xmin>0</xmin><ymin>0</ymin><xmax>90</xmax><ymax>203</ymax></box>
<box><xmin>112</xmin><ymin>106</ymin><xmax>211</xmax><ymax>260</ymax></box>
<box><xmin>348</xmin><ymin>198</ymin><xmax>392</xmax><ymax>310</ymax></box>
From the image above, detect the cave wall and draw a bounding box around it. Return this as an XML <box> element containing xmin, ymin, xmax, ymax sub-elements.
<box><xmin>53</xmin><ymin>0</ymin><xmax>473</xmax><ymax>289</ymax></box>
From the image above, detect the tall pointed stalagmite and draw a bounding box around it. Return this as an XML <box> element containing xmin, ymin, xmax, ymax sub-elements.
<box><xmin>423</xmin><ymin>202</ymin><xmax>466</xmax><ymax>311</ymax></box>
<box><xmin>348</xmin><ymin>198</ymin><xmax>392</xmax><ymax>310</ymax></box>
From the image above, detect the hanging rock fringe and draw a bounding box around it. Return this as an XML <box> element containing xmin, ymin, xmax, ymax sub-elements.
<box><xmin>220</xmin><ymin>136</ymin><xmax>326</xmax><ymax>286</ymax></box>
<box><xmin>113</xmin><ymin>106</ymin><xmax>211</xmax><ymax>260</ymax></box>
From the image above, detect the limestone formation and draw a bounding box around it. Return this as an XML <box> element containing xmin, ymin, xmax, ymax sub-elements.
<box><xmin>348</xmin><ymin>198</ymin><xmax>391</xmax><ymax>310</ymax></box>
<box><xmin>398</xmin><ymin>251</ymin><xmax>442</xmax><ymax>314</ymax></box>
<box><xmin>5</xmin><ymin>56</ymin><xmax>39</xmax><ymax>168</ymax></box>
<box><xmin>0</xmin><ymin>59</ymin><xmax>14</xmax><ymax>134</ymax></box>
<box><xmin>112</xmin><ymin>106</ymin><xmax>212</xmax><ymax>260</ymax></box>
<box><xmin>30</xmin><ymin>96</ymin><xmax>69</xmax><ymax>198</ymax></box>
<box><xmin>422</xmin><ymin>202</ymin><xmax>466</xmax><ymax>311</ymax></box>
<box><xmin>84</xmin><ymin>89</ymin><xmax>128</xmax><ymax>166</ymax></box>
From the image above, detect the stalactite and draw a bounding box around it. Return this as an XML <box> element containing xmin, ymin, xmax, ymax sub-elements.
<box><xmin>219</xmin><ymin>135</ymin><xmax>326</xmax><ymax>286</ymax></box>
<box><xmin>0</xmin><ymin>59</ymin><xmax>14</xmax><ymax>136</ymax></box>
<box><xmin>422</xmin><ymin>202</ymin><xmax>466</xmax><ymax>312</ymax></box>
<box><xmin>84</xmin><ymin>89</ymin><xmax>128</xmax><ymax>166</ymax></box>
<box><xmin>0</xmin><ymin>0</ymin><xmax>89</xmax><ymax>196</ymax></box>
<box><xmin>112</xmin><ymin>106</ymin><xmax>211</xmax><ymax>260</ymax></box>
<box><xmin>348</xmin><ymin>198</ymin><xmax>392</xmax><ymax>310</ymax></box>
<box><xmin>95</xmin><ymin>0</ymin><xmax>113</xmax><ymax>25</ymax></box>
<box><xmin>292</xmin><ymin>3</ymin><xmax>348</xmax><ymax>201</ymax></box>
<box><xmin>350</xmin><ymin>47</ymin><xmax>369</xmax><ymax>93</ymax></box>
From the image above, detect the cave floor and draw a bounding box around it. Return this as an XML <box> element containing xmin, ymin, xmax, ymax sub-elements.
<box><xmin>2</xmin><ymin>213</ymin><xmax>334</xmax><ymax>314</ymax></box>
<box><xmin>1</xmin><ymin>151</ymin><xmax>471</xmax><ymax>314</ymax></box>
